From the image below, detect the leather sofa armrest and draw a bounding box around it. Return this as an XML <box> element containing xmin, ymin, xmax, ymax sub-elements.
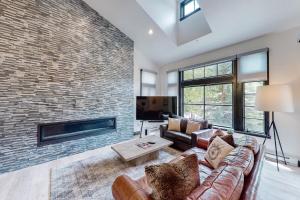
<box><xmin>240</xmin><ymin>145</ymin><xmax>265</xmax><ymax>200</ymax></box>
<box><xmin>112</xmin><ymin>175</ymin><xmax>151</xmax><ymax>200</ymax></box>
<box><xmin>191</xmin><ymin>129</ymin><xmax>214</xmax><ymax>149</ymax></box>
<box><xmin>160</xmin><ymin>124</ymin><xmax>168</xmax><ymax>138</ymax></box>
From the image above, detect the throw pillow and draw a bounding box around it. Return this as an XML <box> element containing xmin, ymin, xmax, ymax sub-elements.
<box><xmin>185</xmin><ymin>120</ymin><xmax>201</xmax><ymax>135</ymax></box>
<box><xmin>145</xmin><ymin>154</ymin><xmax>200</xmax><ymax>200</ymax></box>
<box><xmin>168</xmin><ymin>118</ymin><xmax>181</xmax><ymax>132</ymax></box>
<box><xmin>205</xmin><ymin>136</ymin><xmax>234</xmax><ymax>169</ymax></box>
<box><xmin>220</xmin><ymin>134</ymin><xmax>235</xmax><ymax>147</ymax></box>
<box><xmin>214</xmin><ymin>129</ymin><xmax>226</xmax><ymax>137</ymax></box>
<box><xmin>209</xmin><ymin>134</ymin><xmax>236</xmax><ymax>147</ymax></box>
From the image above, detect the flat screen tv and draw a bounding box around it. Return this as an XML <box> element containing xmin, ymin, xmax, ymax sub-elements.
<box><xmin>136</xmin><ymin>96</ymin><xmax>177</xmax><ymax>121</ymax></box>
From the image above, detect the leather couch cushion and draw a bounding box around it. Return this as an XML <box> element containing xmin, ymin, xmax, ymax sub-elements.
<box><xmin>196</xmin><ymin>119</ymin><xmax>209</xmax><ymax>130</ymax></box>
<box><xmin>186</xmin><ymin>166</ymin><xmax>244</xmax><ymax>200</ymax></box>
<box><xmin>234</xmin><ymin>136</ymin><xmax>259</xmax><ymax>155</ymax></box>
<box><xmin>165</xmin><ymin>131</ymin><xmax>191</xmax><ymax>144</ymax></box>
<box><xmin>182</xmin><ymin>147</ymin><xmax>212</xmax><ymax>169</ymax></box>
<box><xmin>180</xmin><ymin>118</ymin><xmax>209</xmax><ymax>133</ymax></box>
<box><xmin>199</xmin><ymin>164</ymin><xmax>213</xmax><ymax>185</ymax></box>
<box><xmin>180</xmin><ymin>118</ymin><xmax>188</xmax><ymax>133</ymax></box>
<box><xmin>220</xmin><ymin>146</ymin><xmax>254</xmax><ymax>176</ymax></box>
<box><xmin>145</xmin><ymin>154</ymin><xmax>200</xmax><ymax>200</ymax></box>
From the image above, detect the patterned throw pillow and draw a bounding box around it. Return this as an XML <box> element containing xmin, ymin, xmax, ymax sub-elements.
<box><xmin>205</xmin><ymin>136</ymin><xmax>234</xmax><ymax>169</ymax></box>
<box><xmin>145</xmin><ymin>154</ymin><xmax>200</xmax><ymax>200</ymax></box>
<box><xmin>185</xmin><ymin>120</ymin><xmax>201</xmax><ymax>135</ymax></box>
<box><xmin>168</xmin><ymin>118</ymin><xmax>181</xmax><ymax>132</ymax></box>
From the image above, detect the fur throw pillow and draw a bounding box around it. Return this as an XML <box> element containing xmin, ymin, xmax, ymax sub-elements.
<box><xmin>145</xmin><ymin>154</ymin><xmax>200</xmax><ymax>200</ymax></box>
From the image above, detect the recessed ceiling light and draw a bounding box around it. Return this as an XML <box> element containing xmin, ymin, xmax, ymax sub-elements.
<box><xmin>148</xmin><ymin>29</ymin><xmax>153</xmax><ymax>35</ymax></box>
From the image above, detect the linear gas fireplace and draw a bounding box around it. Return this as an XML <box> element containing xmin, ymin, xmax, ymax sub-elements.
<box><xmin>37</xmin><ymin>117</ymin><xmax>116</xmax><ymax>146</ymax></box>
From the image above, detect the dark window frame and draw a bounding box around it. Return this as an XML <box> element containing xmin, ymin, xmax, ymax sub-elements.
<box><xmin>238</xmin><ymin>81</ymin><xmax>269</xmax><ymax>137</ymax></box>
<box><xmin>179</xmin><ymin>52</ymin><xmax>270</xmax><ymax>138</ymax></box>
<box><xmin>179</xmin><ymin>60</ymin><xmax>234</xmax><ymax>128</ymax></box>
<box><xmin>180</xmin><ymin>0</ymin><xmax>201</xmax><ymax>21</ymax></box>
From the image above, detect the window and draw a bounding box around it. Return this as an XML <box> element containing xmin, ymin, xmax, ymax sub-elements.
<box><xmin>140</xmin><ymin>70</ymin><xmax>157</xmax><ymax>96</ymax></box>
<box><xmin>178</xmin><ymin>49</ymin><xmax>269</xmax><ymax>137</ymax></box>
<box><xmin>238</xmin><ymin>51</ymin><xmax>268</xmax><ymax>82</ymax></box>
<box><xmin>183</xmin><ymin>61</ymin><xmax>233</xmax><ymax>81</ymax></box>
<box><xmin>243</xmin><ymin>82</ymin><xmax>265</xmax><ymax>133</ymax></box>
<box><xmin>205</xmin><ymin>84</ymin><xmax>233</xmax><ymax>127</ymax></box>
<box><xmin>167</xmin><ymin>71</ymin><xmax>178</xmax><ymax>96</ymax></box>
<box><xmin>183</xmin><ymin>84</ymin><xmax>233</xmax><ymax>127</ymax></box>
<box><xmin>183</xmin><ymin>86</ymin><xmax>204</xmax><ymax>120</ymax></box>
<box><xmin>237</xmin><ymin>50</ymin><xmax>269</xmax><ymax>135</ymax></box>
<box><xmin>180</xmin><ymin>0</ymin><xmax>201</xmax><ymax>21</ymax></box>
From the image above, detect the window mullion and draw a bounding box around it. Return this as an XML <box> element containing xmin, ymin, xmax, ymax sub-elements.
<box><xmin>203</xmin><ymin>85</ymin><xmax>206</xmax><ymax>120</ymax></box>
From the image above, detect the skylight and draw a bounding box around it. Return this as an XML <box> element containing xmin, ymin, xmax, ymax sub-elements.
<box><xmin>180</xmin><ymin>0</ymin><xmax>200</xmax><ymax>21</ymax></box>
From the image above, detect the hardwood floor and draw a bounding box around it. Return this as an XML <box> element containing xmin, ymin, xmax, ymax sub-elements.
<box><xmin>0</xmin><ymin>145</ymin><xmax>300</xmax><ymax>200</ymax></box>
<box><xmin>257</xmin><ymin>160</ymin><xmax>300</xmax><ymax>200</ymax></box>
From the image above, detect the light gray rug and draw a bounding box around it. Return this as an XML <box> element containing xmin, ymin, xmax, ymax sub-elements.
<box><xmin>50</xmin><ymin>147</ymin><xmax>180</xmax><ymax>200</ymax></box>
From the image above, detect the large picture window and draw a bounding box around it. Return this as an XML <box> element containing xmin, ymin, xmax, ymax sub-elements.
<box><xmin>183</xmin><ymin>84</ymin><xmax>232</xmax><ymax>127</ymax></box>
<box><xmin>179</xmin><ymin>49</ymin><xmax>269</xmax><ymax>137</ymax></box>
<box><xmin>205</xmin><ymin>84</ymin><xmax>233</xmax><ymax>127</ymax></box>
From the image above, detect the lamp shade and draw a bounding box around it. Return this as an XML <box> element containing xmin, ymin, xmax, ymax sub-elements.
<box><xmin>255</xmin><ymin>85</ymin><xmax>294</xmax><ymax>112</ymax></box>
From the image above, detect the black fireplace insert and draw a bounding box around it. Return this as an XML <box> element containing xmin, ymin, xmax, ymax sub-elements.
<box><xmin>37</xmin><ymin>117</ymin><xmax>116</xmax><ymax>146</ymax></box>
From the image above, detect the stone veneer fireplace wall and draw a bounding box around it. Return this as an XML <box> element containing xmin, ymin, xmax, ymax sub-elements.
<box><xmin>0</xmin><ymin>0</ymin><xmax>134</xmax><ymax>173</ymax></box>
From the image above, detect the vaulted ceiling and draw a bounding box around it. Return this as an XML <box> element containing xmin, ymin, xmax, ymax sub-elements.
<box><xmin>83</xmin><ymin>0</ymin><xmax>300</xmax><ymax>66</ymax></box>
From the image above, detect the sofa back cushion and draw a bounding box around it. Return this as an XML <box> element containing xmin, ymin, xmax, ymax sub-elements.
<box><xmin>186</xmin><ymin>120</ymin><xmax>201</xmax><ymax>135</ymax></box>
<box><xmin>145</xmin><ymin>154</ymin><xmax>200</xmax><ymax>200</ymax></box>
<box><xmin>234</xmin><ymin>136</ymin><xmax>259</xmax><ymax>155</ymax></box>
<box><xmin>180</xmin><ymin>118</ymin><xmax>188</xmax><ymax>132</ymax></box>
<box><xmin>220</xmin><ymin>146</ymin><xmax>255</xmax><ymax>176</ymax></box>
<box><xmin>180</xmin><ymin>119</ymin><xmax>208</xmax><ymax>133</ymax></box>
<box><xmin>186</xmin><ymin>166</ymin><xmax>244</xmax><ymax>200</ymax></box>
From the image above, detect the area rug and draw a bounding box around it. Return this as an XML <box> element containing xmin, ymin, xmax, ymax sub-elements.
<box><xmin>50</xmin><ymin>146</ymin><xmax>180</xmax><ymax>200</ymax></box>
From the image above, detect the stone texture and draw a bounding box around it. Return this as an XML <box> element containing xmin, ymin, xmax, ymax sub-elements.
<box><xmin>0</xmin><ymin>0</ymin><xmax>134</xmax><ymax>173</ymax></box>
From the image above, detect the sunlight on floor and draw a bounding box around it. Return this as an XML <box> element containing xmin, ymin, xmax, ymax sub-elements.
<box><xmin>266</xmin><ymin>160</ymin><xmax>295</xmax><ymax>172</ymax></box>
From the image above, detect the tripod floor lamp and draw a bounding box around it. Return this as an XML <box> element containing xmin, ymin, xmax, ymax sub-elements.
<box><xmin>255</xmin><ymin>84</ymin><xmax>294</xmax><ymax>171</ymax></box>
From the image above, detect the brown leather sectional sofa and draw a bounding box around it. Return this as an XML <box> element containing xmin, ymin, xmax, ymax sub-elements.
<box><xmin>112</xmin><ymin>135</ymin><xmax>265</xmax><ymax>200</ymax></box>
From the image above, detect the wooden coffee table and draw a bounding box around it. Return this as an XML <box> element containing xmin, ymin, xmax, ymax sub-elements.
<box><xmin>111</xmin><ymin>135</ymin><xmax>173</xmax><ymax>165</ymax></box>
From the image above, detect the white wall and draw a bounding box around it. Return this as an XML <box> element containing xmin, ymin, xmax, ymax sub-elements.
<box><xmin>159</xmin><ymin>26</ymin><xmax>300</xmax><ymax>159</ymax></box>
<box><xmin>177</xmin><ymin>11</ymin><xmax>211</xmax><ymax>45</ymax></box>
